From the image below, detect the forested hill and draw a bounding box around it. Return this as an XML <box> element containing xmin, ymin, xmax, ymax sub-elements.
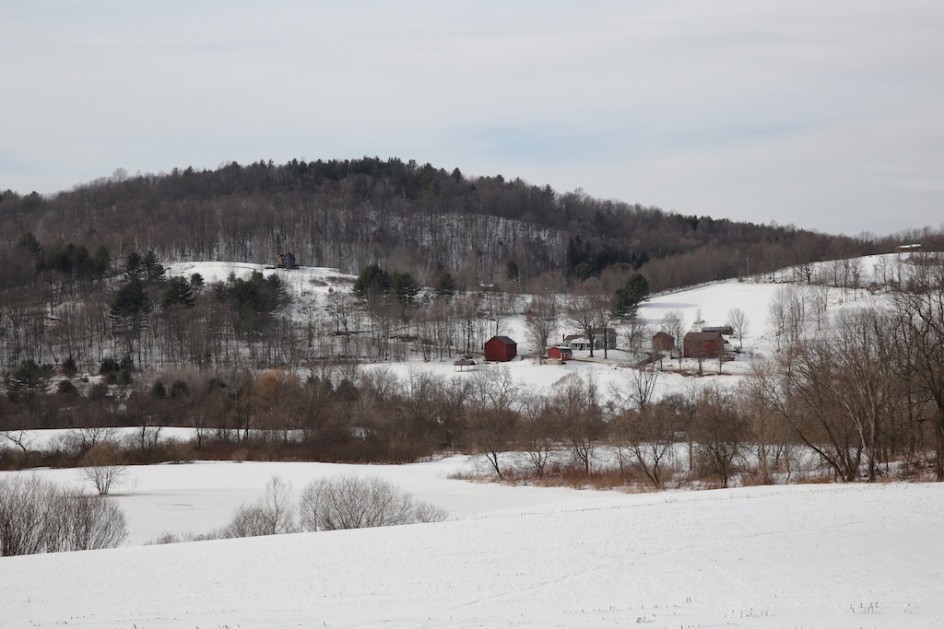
<box><xmin>0</xmin><ymin>156</ymin><xmax>907</xmax><ymax>292</ymax></box>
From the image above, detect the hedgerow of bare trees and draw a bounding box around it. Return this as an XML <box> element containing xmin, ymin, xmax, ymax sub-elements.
<box><xmin>752</xmin><ymin>255</ymin><xmax>944</xmax><ymax>481</ymax></box>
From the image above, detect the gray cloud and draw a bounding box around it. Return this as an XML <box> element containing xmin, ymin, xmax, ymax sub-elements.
<box><xmin>2</xmin><ymin>0</ymin><xmax>941</xmax><ymax>235</ymax></box>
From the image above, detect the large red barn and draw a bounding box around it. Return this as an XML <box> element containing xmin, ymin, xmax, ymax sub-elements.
<box><xmin>484</xmin><ymin>336</ymin><xmax>517</xmax><ymax>362</ymax></box>
<box><xmin>683</xmin><ymin>330</ymin><xmax>726</xmax><ymax>359</ymax></box>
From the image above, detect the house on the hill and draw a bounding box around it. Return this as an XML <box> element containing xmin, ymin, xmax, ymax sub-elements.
<box><xmin>484</xmin><ymin>336</ymin><xmax>517</xmax><ymax>362</ymax></box>
<box><xmin>683</xmin><ymin>330</ymin><xmax>727</xmax><ymax>359</ymax></box>
<box><xmin>276</xmin><ymin>252</ymin><xmax>297</xmax><ymax>269</ymax></box>
<box><xmin>547</xmin><ymin>345</ymin><xmax>573</xmax><ymax>362</ymax></box>
<box><xmin>652</xmin><ymin>331</ymin><xmax>675</xmax><ymax>354</ymax></box>
<box><xmin>700</xmin><ymin>325</ymin><xmax>733</xmax><ymax>336</ymax></box>
<box><xmin>563</xmin><ymin>327</ymin><xmax>617</xmax><ymax>351</ymax></box>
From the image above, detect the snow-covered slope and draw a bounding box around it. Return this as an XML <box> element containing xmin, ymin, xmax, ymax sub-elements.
<box><xmin>2</xmin><ymin>466</ymin><xmax>942</xmax><ymax>628</ymax></box>
<box><xmin>3</xmin><ymin>253</ymin><xmax>941</xmax><ymax>626</ymax></box>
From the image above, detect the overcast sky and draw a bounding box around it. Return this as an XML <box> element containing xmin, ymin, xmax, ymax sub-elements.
<box><xmin>2</xmin><ymin>1</ymin><xmax>942</xmax><ymax>236</ymax></box>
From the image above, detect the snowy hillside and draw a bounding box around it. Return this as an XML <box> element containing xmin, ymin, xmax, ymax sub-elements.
<box><xmin>161</xmin><ymin>253</ymin><xmax>907</xmax><ymax>404</ymax></box>
<box><xmin>3</xmin><ymin>252</ymin><xmax>942</xmax><ymax>627</ymax></box>
<box><xmin>2</xmin><ymin>458</ymin><xmax>943</xmax><ymax>628</ymax></box>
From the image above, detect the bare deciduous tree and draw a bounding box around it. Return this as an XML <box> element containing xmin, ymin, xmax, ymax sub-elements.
<box><xmin>621</xmin><ymin>316</ymin><xmax>650</xmax><ymax>357</ymax></box>
<box><xmin>891</xmin><ymin>261</ymin><xmax>944</xmax><ymax>478</ymax></box>
<box><xmin>567</xmin><ymin>293</ymin><xmax>600</xmax><ymax>358</ymax></box>
<box><xmin>80</xmin><ymin>443</ymin><xmax>129</xmax><ymax>496</ymax></box>
<box><xmin>523</xmin><ymin>294</ymin><xmax>557</xmax><ymax>360</ymax></box>
<box><xmin>626</xmin><ymin>366</ymin><xmax>660</xmax><ymax>412</ymax></box>
<box><xmin>691</xmin><ymin>386</ymin><xmax>747</xmax><ymax>488</ymax></box>
<box><xmin>661</xmin><ymin>310</ymin><xmax>685</xmax><ymax>368</ymax></box>
<box><xmin>465</xmin><ymin>368</ymin><xmax>518</xmax><ymax>479</ymax></box>
<box><xmin>551</xmin><ymin>374</ymin><xmax>604</xmax><ymax>474</ymax></box>
<box><xmin>726</xmin><ymin>307</ymin><xmax>749</xmax><ymax>350</ymax></box>
<box><xmin>517</xmin><ymin>391</ymin><xmax>556</xmax><ymax>477</ymax></box>
<box><xmin>612</xmin><ymin>402</ymin><xmax>680</xmax><ymax>489</ymax></box>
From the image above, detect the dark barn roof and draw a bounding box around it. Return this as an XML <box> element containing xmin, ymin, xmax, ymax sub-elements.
<box><xmin>490</xmin><ymin>336</ymin><xmax>516</xmax><ymax>345</ymax></box>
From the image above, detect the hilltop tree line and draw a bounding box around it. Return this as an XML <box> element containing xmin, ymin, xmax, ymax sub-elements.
<box><xmin>2</xmin><ymin>156</ymin><xmax>917</xmax><ymax>296</ymax></box>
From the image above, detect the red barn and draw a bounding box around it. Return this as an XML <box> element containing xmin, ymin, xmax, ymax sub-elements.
<box><xmin>683</xmin><ymin>331</ymin><xmax>726</xmax><ymax>359</ymax></box>
<box><xmin>547</xmin><ymin>346</ymin><xmax>573</xmax><ymax>362</ymax></box>
<box><xmin>484</xmin><ymin>336</ymin><xmax>517</xmax><ymax>362</ymax></box>
<box><xmin>652</xmin><ymin>331</ymin><xmax>675</xmax><ymax>353</ymax></box>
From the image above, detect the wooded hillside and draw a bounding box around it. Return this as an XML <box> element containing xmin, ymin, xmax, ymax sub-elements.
<box><xmin>2</xmin><ymin>156</ymin><xmax>916</xmax><ymax>294</ymax></box>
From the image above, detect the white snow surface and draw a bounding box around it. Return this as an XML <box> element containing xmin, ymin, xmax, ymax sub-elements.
<box><xmin>159</xmin><ymin>254</ymin><xmax>910</xmax><ymax>408</ymax></box>
<box><xmin>3</xmin><ymin>253</ymin><xmax>941</xmax><ymax>626</ymax></box>
<box><xmin>2</xmin><ymin>458</ymin><xmax>943</xmax><ymax>627</ymax></box>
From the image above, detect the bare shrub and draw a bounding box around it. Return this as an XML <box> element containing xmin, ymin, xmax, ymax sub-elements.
<box><xmin>147</xmin><ymin>531</ymin><xmax>183</xmax><ymax>545</ymax></box>
<box><xmin>0</xmin><ymin>476</ymin><xmax>127</xmax><ymax>556</ymax></box>
<box><xmin>79</xmin><ymin>443</ymin><xmax>129</xmax><ymax>495</ymax></box>
<box><xmin>53</xmin><ymin>493</ymin><xmax>128</xmax><ymax>551</ymax></box>
<box><xmin>219</xmin><ymin>504</ymin><xmax>274</xmax><ymax>538</ymax></box>
<box><xmin>298</xmin><ymin>475</ymin><xmax>447</xmax><ymax>532</ymax></box>
<box><xmin>0</xmin><ymin>476</ymin><xmax>56</xmax><ymax>556</ymax></box>
<box><xmin>146</xmin><ymin>530</ymin><xmax>219</xmax><ymax>544</ymax></box>
<box><xmin>219</xmin><ymin>476</ymin><xmax>296</xmax><ymax>538</ymax></box>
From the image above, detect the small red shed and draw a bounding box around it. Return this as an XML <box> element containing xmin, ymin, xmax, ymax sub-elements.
<box><xmin>652</xmin><ymin>331</ymin><xmax>675</xmax><ymax>353</ymax></box>
<box><xmin>484</xmin><ymin>336</ymin><xmax>517</xmax><ymax>362</ymax></box>
<box><xmin>547</xmin><ymin>346</ymin><xmax>574</xmax><ymax>362</ymax></box>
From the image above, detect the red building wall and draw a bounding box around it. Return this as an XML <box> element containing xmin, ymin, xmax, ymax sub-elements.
<box><xmin>683</xmin><ymin>331</ymin><xmax>725</xmax><ymax>358</ymax></box>
<box><xmin>548</xmin><ymin>346</ymin><xmax>573</xmax><ymax>361</ymax></box>
<box><xmin>484</xmin><ymin>336</ymin><xmax>517</xmax><ymax>362</ymax></box>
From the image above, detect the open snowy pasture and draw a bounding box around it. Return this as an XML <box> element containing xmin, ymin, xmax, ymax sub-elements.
<box><xmin>2</xmin><ymin>457</ymin><xmax>943</xmax><ymax>628</ymax></box>
<box><xmin>5</xmin><ymin>456</ymin><xmax>626</xmax><ymax>546</ymax></box>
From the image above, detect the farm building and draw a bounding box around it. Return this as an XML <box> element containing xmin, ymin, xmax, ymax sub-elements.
<box><xmin>683</xmin><ymin>330</ymin><xmax>727</xmax><ymax>359</ymax></box>
<box><xmin>453</xmin><ymin>357</ymin><xmax>476</xmax><ymax>372</ymax></box>
<box><xmin>562</xmin><ymin>327</ymin><xmax>617</xmax><ymax>351</ymax></box>
<box><xmin>652</xmin><ymin>331</ymin><xmax>675</xmax><ymax>353</ymax></box>
<box><xmin>484</xmin><ymin>336</ymin><xmax>517</xmax><ymax>362</ymax></box>
<box><xmin>547</xmin><ymin>346</ymin><xmax>574</xmax><ymax>362</ymax></box>
<box><xmin>276</xmin><ymin>252</ymin><xmax>297</xmax><ymax>269</ymax></box>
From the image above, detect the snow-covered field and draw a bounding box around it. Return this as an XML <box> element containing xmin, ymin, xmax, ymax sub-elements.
<box><xmin>165</xmin><ymin>253</ymin><xmax>905</xmax><ymax>406</ymax></box>
<box><xmin>3</xmin><ymin>253</ymin><xmax>939</xmax><ymax>627</ymax></box>
<box><xmin>2</xmin><ymin>458</ymin><xmax>943</xmax><ymax>627</ymax></box>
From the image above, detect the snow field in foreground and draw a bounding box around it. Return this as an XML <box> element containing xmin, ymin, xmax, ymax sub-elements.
<box><xmin>2</xmin><ymin>459</ymin><xmax>944</xmax><ymax>628</ymax></box>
